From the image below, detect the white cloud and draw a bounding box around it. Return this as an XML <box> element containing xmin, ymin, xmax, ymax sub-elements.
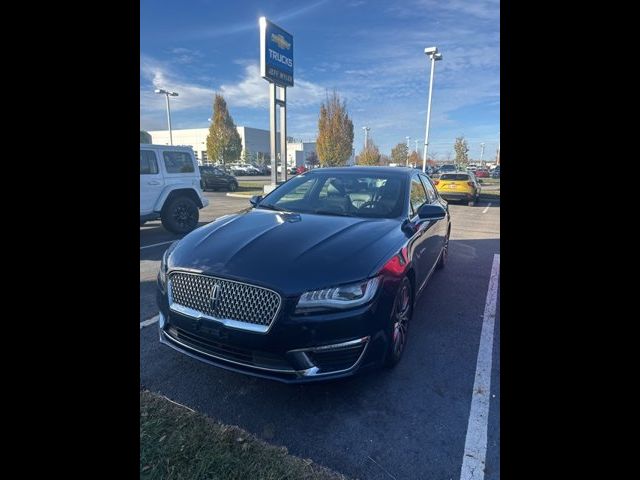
<box><xmin>219</xmin><ymin>64</ymin><xmax>326</xmax><ymax>109</ymax></box>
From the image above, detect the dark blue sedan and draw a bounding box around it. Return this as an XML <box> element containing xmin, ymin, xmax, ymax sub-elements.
<box><xmin>157</xmin><ymin>167</ymin><xmax>451</xmax><ymax>383</ymax></box>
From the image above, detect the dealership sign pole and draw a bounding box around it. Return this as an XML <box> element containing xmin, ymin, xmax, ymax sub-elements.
<box><xmin>260</xmin><ymin>17</ymin><xmax>294</xmax><ymax>188</ymax></box>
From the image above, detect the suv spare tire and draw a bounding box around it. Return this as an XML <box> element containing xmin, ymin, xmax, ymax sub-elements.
<box><xmin>161</xmin><ymin>196</ymin><xmax>199</xmax><ymax>233</ymax></box>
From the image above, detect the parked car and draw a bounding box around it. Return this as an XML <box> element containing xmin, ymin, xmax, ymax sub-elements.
<box><xmin>491</xmin><ymin>166</ymin><xmax>500</xmax><ymax>178</ymax></box>
<box><xmin>296</xmin><ymin>165</ymin><xmax>308</xmax><ymax>174</ymax></box>
<box><xmin>433</xmin><ymin>172</ymin><xmax>481</xmax><ymax>206</ymax></box>
<box><xmin>140</xmin><ymin>144</ymin><xmax>209</xmax><ymax>233</ymax></box>
<box><xmin>475</xmin><ymin>169</ymin><xmax>489</xmax><ymax>178</ymax></box>
<box><xmin>199</xmin><ymin>165</ymin><xmax>239</xmax><ymax>192</ymax></box>
<box><xmin>438</xmin><ymin>164</ymin><xmax>457</xmax><ymax>175</ymax></box>
<box><xmin>157</xmin><ymin>167</ymin><xmax>451</xmax><ymax>383</ymax></box>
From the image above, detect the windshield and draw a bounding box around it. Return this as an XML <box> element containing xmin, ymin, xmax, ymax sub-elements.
<box><xmin>258</xmin><ymin>172</ymin><xmax>407</xmax><ymax>219</ymax></box>
<box><xmin>440</xmin><ymin>174</ymin><xmax>470</xmax><ymax>181</ymax></box>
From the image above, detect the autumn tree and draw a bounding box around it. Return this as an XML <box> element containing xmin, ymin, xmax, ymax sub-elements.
<box><xmin>357</xmin><ymin>139</ymin><xmax>381</xmax><ymax>165</ymax></box>
<box><xmin>391</xmin><ymin>142</ymin><xmax>409</xmax><ymax>165</ymax></box>
<box><xmin>207</xmin><ymin>94</ymin><xmax>243</xmax><ymax>166</ymax></box>
<box><xmin>454</xmin><ymin>136</ymin><xmax>470</xmax><ymax>168</ymax></box>
<box><xmin>316</xmin><ymin>90</ymin><xmax>354</xmax><ymax>166</ymax></box>
<box><xmin>408</xmin><ymin>151</ymin><xmax>421</xmax><ymax>167</ymax></box>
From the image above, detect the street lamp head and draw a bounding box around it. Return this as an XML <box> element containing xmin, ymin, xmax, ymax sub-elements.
<box><xmin>433</xmin><ymin>53</ymin><xmax>443</xmax><ymax>61</ymax></box>
<box><xmin>424</xmin><ymin>46</ymin><xmax>438</xmax><ymax>55</ymax></box>
<box><xmin>169</xmin><ymin>92</ymin><xmax>179</xmax><ymax>97</ymax></box>
<box><xmin>154</xmin><ymin>89</ymin><xmax>165</xmax><ymax>94</ymax></box>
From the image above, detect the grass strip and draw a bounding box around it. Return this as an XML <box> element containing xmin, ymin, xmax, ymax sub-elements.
<box><xmin>140</xmin><ymin>390</ymin><xmax>350</xmax><ymax>480</ymax></box>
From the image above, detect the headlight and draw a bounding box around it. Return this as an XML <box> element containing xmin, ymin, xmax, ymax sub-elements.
<box><xmin>158</xmin><ymin>241</ymin><xmax>179</xmax><ymax>288</ymax></box>
<box><xmin>295</xmin><ymin>277</ymin><xmax>380</xmax><ymax>312</ymax></box>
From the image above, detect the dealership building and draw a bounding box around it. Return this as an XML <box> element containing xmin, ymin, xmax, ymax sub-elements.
<box><xmin>147</xmin><ymin>127</ymin><xmax>329</xmax><ymax>167</ymax></box>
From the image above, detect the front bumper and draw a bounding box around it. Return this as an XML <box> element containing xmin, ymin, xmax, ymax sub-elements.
<box><xmin>156</xmin><ymin>278</ymin><xmax>396</xmax><ymax>383</ymax></box>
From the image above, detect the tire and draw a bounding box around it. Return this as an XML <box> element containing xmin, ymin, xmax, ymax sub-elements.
<box><xmin>228</xmin><ymin>182</ymin><xmax>238</xmax><ymax>192</ymax></box>
<box><xmin>436</xmin><ymin>231</ymin><xmax>449</xmax><ymax>270</ymax></box>
<box><xmin>161</xmin><ymin>196</ymin><xmax>199</xmax><ymax>234</ymax></box>
<box><xmin>468</xmin><ymin>199</ymin><xmax>475</xmax><ymax>207</ymax></box>
<box><xmin>385</xmin><ymin>277</ymin><xmax>413</xmax><ymax>368</ymax></box>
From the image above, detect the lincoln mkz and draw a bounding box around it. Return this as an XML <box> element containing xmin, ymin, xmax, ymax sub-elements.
<box><xmin>157</xmin><ymin>167</ymin><xmax>451</xmax><ymax>383</ymax></box>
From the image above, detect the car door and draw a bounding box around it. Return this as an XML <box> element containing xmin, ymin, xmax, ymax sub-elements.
<box><xmin>212</xmin><ymin>168</ymin><xmax>227</xmax><ymax>188</ymax></box>
<box><xmin>140</xmin><ymin>149</ymin><xmax>164</xmax><ymax>215</ymax></box>
<box><xmin>407</xmin><ymin>175</ymin><xmax>439</xmax><ymax>291</ymax></box>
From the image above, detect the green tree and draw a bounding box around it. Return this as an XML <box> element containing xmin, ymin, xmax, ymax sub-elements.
<box><xmin>241</xmin><ymin>147</ymin><xmax>252</xmax><ymax>164</ymax></box>
<box><xmin>140</xmin><ymin>131</ymin><xmax>152</xmax><ymax>144</ymax></box>
<box><xmin>357</xmin><ymin>140</ymin><xmax>381</xmax><ymax>165</ymax></box>
<box><xmin>391</xmin><ymin>142</ymin><xmax>409</xmax><ymax>165</ymax></box>
<box><xmin>454</xmin><ymin>136</ymin><xmax>470</xmax><ymax>168</ymax></box>
<box><xmin>207</xmin><ymin>94</ymin><xmax>243</xmax><ymax>166</ymax></box>
<box><xmin>316</xmin><ymin>90</ymin><xmax>354</xmax><ymax>166</ymax></box>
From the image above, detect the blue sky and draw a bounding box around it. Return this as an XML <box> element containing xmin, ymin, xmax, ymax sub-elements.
<box><xmin>140</xmin><ymin>0</ymin><xmax>500</xmax><ymax>160</ymax></box>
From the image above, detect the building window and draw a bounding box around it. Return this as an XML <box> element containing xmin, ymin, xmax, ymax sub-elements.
<box><xmin>202</xmin><ymin>151</ymin><xmax>208</xmax><ymax>161</ymax></box>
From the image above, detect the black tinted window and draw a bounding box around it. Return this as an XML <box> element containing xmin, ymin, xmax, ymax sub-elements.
<box><xmin>140</xmin><ymin>150</ymin><xmax>158</xmax><ymax>175</ymax></box>
<box><xmin>440</xmin><ymin>174</ymin><xmax>470</xmax><ymax>181</ymax></box>
<box><xmin>163</xmin><ymin>151</ymin><xmax>195</xmax><ymax>173</ymax></box>
<box><xmin>410</xmin><ymin>177</ymin><xmax>427</xmax><ymax>215</ymax></box>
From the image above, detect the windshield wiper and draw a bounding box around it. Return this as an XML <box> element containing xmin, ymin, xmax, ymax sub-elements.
<box><xmin>313</xmin><ymin>209</ymin><xmax>354</xmax><ymax>217</ymax></box>
<box><xmin>257</xmin><ymin>203</ymin><xmax>285</xmax><ymax>212</ymax></box>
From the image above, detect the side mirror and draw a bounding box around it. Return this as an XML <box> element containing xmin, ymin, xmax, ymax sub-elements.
<box><xmin>418</xmin><ymin>203</ymin><xmax>446</xmax><ymax>220</ymax></box>
<box><xmin>249</xmin><ymin>195</ymin><xmax>263</xmax><ymax>207</ymax></box>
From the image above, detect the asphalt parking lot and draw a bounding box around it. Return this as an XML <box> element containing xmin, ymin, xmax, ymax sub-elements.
<box><xmin>140</xmin><ymin>191</ymin><xmax>500</xmax><ymax>480</ymax></box>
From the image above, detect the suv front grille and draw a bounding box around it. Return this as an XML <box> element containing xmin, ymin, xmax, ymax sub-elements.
<box><xmin>168</xmin><ymin>272</ymin><xmax>282</xmax><ymax>333</ymax></box>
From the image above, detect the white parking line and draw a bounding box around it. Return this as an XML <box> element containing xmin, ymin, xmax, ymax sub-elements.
<box><xmin>140</xmin><ymin>315</ymin><xmax>159</xmax><ymax>329</ymax></box>
<box><xmin>460</xmin><ymin>253</ymin><xmax>500</xmax><ymax>480</ymax></box>
<box><xmin>140</xmin><ymin>240</ymin><xmax>175</xmax><ymax>250</ymax></box>
<box><xmin>482</xmin><ymin>203</ymin><xmax>492</xmax><ymax>214</ymax></box>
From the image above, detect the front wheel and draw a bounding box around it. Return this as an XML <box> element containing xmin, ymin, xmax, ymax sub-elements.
<box><xmin>161</xmin><ymin>196</ymin><xmax>199</xmax><ymax>234</ymax></box>
<box><xmin>385</xmin><ymin>277</ymin><xmax>413</xmax><ymax>368</ymax></box>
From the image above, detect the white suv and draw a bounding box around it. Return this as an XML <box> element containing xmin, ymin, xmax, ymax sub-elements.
<box><xmin>140</xmin><ymin>144</ymin><xmax>209</xmax><ymax>233</ymax></box>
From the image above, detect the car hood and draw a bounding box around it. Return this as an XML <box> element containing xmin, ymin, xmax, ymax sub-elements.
<box><xmin>168</xmin><ymin>208</ymin><xmax>405</xmax><ymax>296</ymax></box>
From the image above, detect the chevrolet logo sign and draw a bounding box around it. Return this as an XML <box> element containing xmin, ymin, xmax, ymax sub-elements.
<box><xmin>271</xmin><ymin>33</ymin><xmax>291</xmax><ymax>50</ymax></box>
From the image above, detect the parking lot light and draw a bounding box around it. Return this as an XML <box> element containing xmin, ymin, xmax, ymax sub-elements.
<box><xmin>422</xmin><ymin>47</ymin><xmax>442</xmax><ymax>172</ymax></box>
<box><xmin>155</xmin><ymin>89</ymin><xmax>179</xmax><ymax>145</ymax></box>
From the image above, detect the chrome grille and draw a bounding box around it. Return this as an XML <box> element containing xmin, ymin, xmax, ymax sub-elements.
<box><xmin>168</xmin><ymin>272</ymin><xmax>282</xmax><ymax>332</ymax></box>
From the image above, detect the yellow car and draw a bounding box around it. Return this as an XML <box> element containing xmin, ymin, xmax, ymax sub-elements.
<box><xmin>434</xmin><ymin>172</ymin><xmax>481</xmax><ymax>206</ymax></box>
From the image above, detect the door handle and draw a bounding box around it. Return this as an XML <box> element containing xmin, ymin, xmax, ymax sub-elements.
<box><xmin>147</xmin><ymin>180</ymin><xmax>161</xmax><ymax>185</ymax></box>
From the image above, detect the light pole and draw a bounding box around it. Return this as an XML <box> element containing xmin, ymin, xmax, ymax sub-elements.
<box><xmin>415</xmin><ymin>139</ymin><xmax>419</xmax><ymax>154</ymax></box>
<box><xmin>155</xmin><ymin>89</ymin><xmax>179</xmax><ymax>145</ymax></box>
<box><xmin>480</xmin><ymin>142</ymin><xmax>485</xmax><ymax>167</ymax></box>
<box><xmin>362</xmin><ymin>126</ymin><xmax>370</xmax><ymax>149</ymax></box>
<box><xmin>405</xmin><ymin>136</ymin><xmax>410</xmax><ymax>166</ymax></box>
<box><xmin>422</xmin><ymin>47</ymin><xmax>443</xmax><ymax>172</ymax></box>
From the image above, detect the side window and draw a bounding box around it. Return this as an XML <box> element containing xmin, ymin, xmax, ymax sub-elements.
<box><xmin>419</xmin><ymin>175</ymin><xmax>437</xmax><ymax>203</ymax></box>
<box><xmin>140</xmin><ymin>150</ymin><xmax>158</xmax><ymax>175</ymax></box>
<box><xmin>409</xmin><ymin>176</ymin><xmax>428</xmax><ymax>216</ymax></box>
<box><xmin>163</xmin><ymin>151</ymin><xmax>195</xmax><ymax>174</ymax></box>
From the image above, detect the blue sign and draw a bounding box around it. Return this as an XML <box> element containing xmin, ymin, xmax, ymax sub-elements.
<box><xmin>260</xmin><ymin>17</ymin><xmax>294</xmax><ymax>87</ymax></box>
